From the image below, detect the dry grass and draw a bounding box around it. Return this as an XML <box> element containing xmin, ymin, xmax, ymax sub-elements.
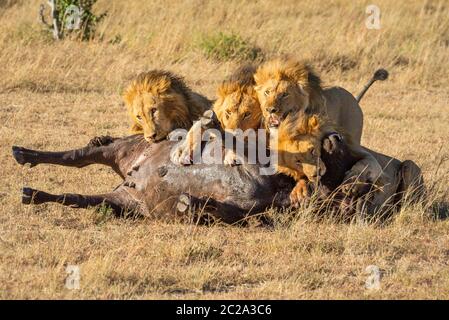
<box><xmin>0</xmin><ymin>0</ymin><xmax>448</xmax><ymax>299</ymax></box>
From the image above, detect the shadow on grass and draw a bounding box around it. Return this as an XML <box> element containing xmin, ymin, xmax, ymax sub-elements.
<box><xmin>431</xmin><ymin>201</ymin><xmax>449</xmax><ymax>220</ymax></box>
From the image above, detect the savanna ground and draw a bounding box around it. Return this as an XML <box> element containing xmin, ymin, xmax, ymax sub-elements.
<box><xmin>0</xmin><ymin>0</ymin><xmax>448</xmax><ymax>299</ymax></box>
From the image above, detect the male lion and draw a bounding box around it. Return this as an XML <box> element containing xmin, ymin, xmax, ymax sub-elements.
<box><xmin>276</xmin><ymin>113</ymin><xmax>424</xmax><ymax>213</ymax></box>
<box><xmin>254</xmin><ymin>57</ymin><xmax>388</xmax><ymax>196</ymax></box>
<box><xmin>123</xmin><ymin>70</ymin><xmax>212</xmax><ymax>142</ymax></box>
<box><xmin>171</xmin><ymin>65</ymin><xmax>263</xmax><ymax>165</ymax></box>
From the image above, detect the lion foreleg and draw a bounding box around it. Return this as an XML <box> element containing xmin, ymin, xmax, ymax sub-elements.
<box><xmin>171</xmin><ymin>120</ymin><xmax>204</xmax><ymax>165</ymax></box>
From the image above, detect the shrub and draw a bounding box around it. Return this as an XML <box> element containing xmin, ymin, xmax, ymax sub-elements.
<box><xmin>197</xmin><ymin>32</ymin><xmax>263</xmax><ymax>62</ymax></box>
<box><xmin>39</xmin><ymin>0</ymin><xmax>107</xmax><ymax>41</ymax></box>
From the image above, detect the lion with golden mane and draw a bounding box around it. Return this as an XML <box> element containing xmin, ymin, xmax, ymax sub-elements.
<box><xmin>254</xmin><ymin>56</ymin><xmax>367</xmax><ymax>140</ymax></box>
<box><xmin>171</xmin><ymin>65</ymin><xmax>263</xmax><ymax>165</ymax></box>
<box><xmin>123</xmin><ymin>70</ymin><xmax>212</xmax><ymax>142</ymax></box>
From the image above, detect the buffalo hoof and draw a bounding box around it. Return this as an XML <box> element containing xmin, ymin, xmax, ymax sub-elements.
<box><xmin>322</xmin><ymin>132</ymin><xmax>343</xmax><ymax>154</ymax></box>
<box><xmin>341</xmin><ymin>173</ymin><xmax>373</xmax><ymax>198</ymax></box>
<box><xmin>22</xmin><ymin>187</ymin><xmax>38</xmax><ymax>205</ymax></box>
<box><xmin>12</xmin><ymin>146</ymin><xmax>36</xmax><ymax>167</ymax></box>
<box><xmin>176</xmin><ymin>193</ymin><xmax>191</xmax><ymax>213</ymax></box>
<box><xmin>88</xmin><ymin>135</ymin><xmax>115</xmax><ymax>147</ymax></box>
<box><xmin>123</xmin><ymin>181</ymin><xmax>136</xmax><ymax>188</ymax></box>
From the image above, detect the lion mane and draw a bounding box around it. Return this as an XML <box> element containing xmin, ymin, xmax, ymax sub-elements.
<box><xmin>277</xmin><ymin>114</ymin><xmax>358</xmax><ymax>181</ymax></box>
<box><xmin>254</xmin><ymin>56</ymin><xmax>325</xmax><ymax>114</ymax></box>
<box><xmin>123</xmin><ymin>70</ymin><xmax>211</xmax><ymax>137</ymax></box>
<box><xmin>213</xmin><ymin>64</ymin><xmax>262</xmax><ymax>130</ymax></box>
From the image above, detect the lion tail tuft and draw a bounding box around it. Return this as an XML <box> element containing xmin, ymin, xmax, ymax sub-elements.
<box><xmin>373</xmin><ymin>68</ymin><xmax>389</xmax><ymax>81</ymax></box>
<box><xmin>356</xmin><ymin>68</ymin><xmax>389</xmax><ymax>103</ymax></box>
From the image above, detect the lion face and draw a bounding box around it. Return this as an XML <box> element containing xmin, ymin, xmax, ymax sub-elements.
<box><xmin>255</xmin><ymin>79</ymin><xmax>309</xmax><ymax>128</ymax></box>
<box><xmin>278</xmin><ymin>134</ymin><xmax>326</xmax><ymax>182</ymax></box>
<box><xmin>276</xmin><ymin>115</ymin><xmax>327</xmax><ymax>182</ymax></box>
<box><xmin>254</xmin><ymin>58</ymin><xmax>324</xmax><ymax>130</ymax></box>
<box><xmin>128</xmin><ymin>91</ymin><xmax>188</xmax><ymax>142</ymax></box>
<box><xmin>123</xmin><ymin>70</ymin><xmax>196</xmax><ymax>143</ymax></box>
<box><xmin>215</xmin><ymin>91</ymin><xmax>262</xmax><ymax>133</ymax></box>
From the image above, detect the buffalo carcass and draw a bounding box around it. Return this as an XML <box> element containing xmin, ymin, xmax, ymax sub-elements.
<box><xmin>12</xmin><ymin>127</ymin><xmax>358</xmax><ymax>221</ymax></box>
<box><xmin>12</xmin><ymin>122</ymin><xmax>422</xmax><ymax>223</ymax></box>
<box><xmin>12</xmin><ymin>135</ymin><xmax>296</xmax><ymax>223</ymax></box>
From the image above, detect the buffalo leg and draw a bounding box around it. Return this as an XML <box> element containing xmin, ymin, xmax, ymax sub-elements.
<box><xmin>395</xmin><ymin>160</ymin><xmax>426</xmax><ymax>207</ymax></box>
<box><xmin>11</xmin><ymin>135</ymin><xmax>142</xmax><ymax>178</ymax></box>
<box><xmin>21</xmin><ymin>187</ymin><xmax>144</xmax><ymax>216</ymax></box>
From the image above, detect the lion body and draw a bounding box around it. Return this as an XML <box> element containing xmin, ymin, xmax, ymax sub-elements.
<box><xmin>321</xmin><ymin>86</ymin><xmax>363</xmax><ymax>144</ymax></box>
<box><xmin>171</xmin><ymin>65</ymin><xmax>263</xmax><ymax>165</ymax></box>
<box><xmin>123</xmin><ymin>70</ymin><xmax>211</xmax><ymax>142</ymax></box>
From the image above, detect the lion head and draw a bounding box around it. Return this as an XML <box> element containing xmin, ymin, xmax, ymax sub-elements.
<box><xmin>213</xmin><ymin>65</ymin><xmax>262</xmax><ymax>133</ymax></box>
<box><xmin>123</xmin><ymin>70</ymin><xmax>207</xmax><ymax>142</ymax></box>
<box><xmin>277</xmin><ymin>115</ymin><xmax>331</xmax><ymax>182</ymax></box>
<box><xmin>254</xmin><ymin>57</ymin><xmax>325</xmax><ymax>129</ymax></box>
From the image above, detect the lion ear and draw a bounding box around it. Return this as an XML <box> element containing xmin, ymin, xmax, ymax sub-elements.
<box><xmin>307</xmin><ymin>115</ymin><xmax>320</xmax><ymax>132</ymax></box>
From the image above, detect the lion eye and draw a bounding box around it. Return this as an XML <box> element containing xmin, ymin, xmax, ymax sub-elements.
<box><xmin>150</xmin><ymin>108</ymin><xmax>157</xmax><ymax>116</ymax></box>
<box><xmin>282</xmin><ymin>92</ymin><xmax>289</xmax><ymax>99</ymax></box>
<box><xmin>243</xmin><ymin>112</ymin><xmax>251</xmax><ymax>119</ymax></box>
<box><xmin>264</xmin><ymin>90</ymin><xmax>270</xmax><ymax>97</ymax></box>
<box><xmin>136</xmin><ymin>115</ymin><xmax>142</xmax><ymax>121</ymax></box>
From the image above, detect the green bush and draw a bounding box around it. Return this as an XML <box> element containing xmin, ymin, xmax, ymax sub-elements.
<box><xmin>42</xmin><ymin>0</ymin><xmax>107</xmax><ymax>41</ymax></box>
<box><xmin>198</xmin><ymin>32</ymin><xmax>263</xmax><ymax>62</ymax></box>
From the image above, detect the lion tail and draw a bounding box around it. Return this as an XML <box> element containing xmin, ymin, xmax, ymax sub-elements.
<box><xmin>355</xmin><ymin>69</ymin><xmax>389</xmax><ymax>103</ymax></box>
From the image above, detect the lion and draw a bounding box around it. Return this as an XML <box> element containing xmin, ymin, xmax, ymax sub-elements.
<box><xmin>171</xmin><ymin>65</ymin><xmax>263</xmax><ymax>165</ymax></box>
<box><xmin>276</xmin><ymin>114</ymin><xmax>338</xmax><ymax>203</ymax></box>
<box><xmin>254</xmin><ymin>56</ymin><xmax>388</xmax><ymax>141</ymax></box>
<box><xmin>123</xmin><ymin>70</ymin><xmax>212</xmax><ymax>142</ymax></box>
<box><xmin>276</xmin><ymin>113</ymin><xmax>424</xmax><ymax>214</ymax></box>
<box><xmin>254</xmin><ymin>56</ymin><xmax>388</xmax><ymax>190</ymax></box>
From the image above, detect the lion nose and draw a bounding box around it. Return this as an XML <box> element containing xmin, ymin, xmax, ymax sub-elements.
<box><xmin>267</xmin><ymin>107</ymin><xmax>278</xmax><ymax>114</ymax></box>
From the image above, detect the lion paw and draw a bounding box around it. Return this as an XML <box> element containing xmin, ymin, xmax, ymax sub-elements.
<box><xmin>171</xmin><ymin>142</ymin><xmax>194</xmax><ymax>166</ymax></box>
<box><xmin>289</xmin><ymin>179</ymin><xmax>310</xmax><ymax>207</ymax></box>
<box><xmin>223</xmin><ymin>150</ymin><xmax>242</xmax><ymax>166</ymax></box>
